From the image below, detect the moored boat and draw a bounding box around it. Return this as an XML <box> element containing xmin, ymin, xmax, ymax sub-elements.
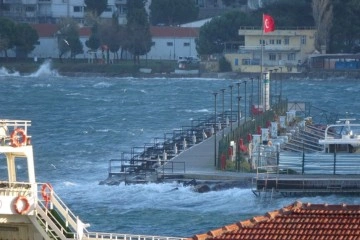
<box><xmin>0</xmin><ymin>119</ymin><xmax>185</xmax><ymax>240</ymax></box>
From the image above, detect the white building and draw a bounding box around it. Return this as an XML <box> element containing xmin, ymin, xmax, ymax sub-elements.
<box><xmin>12</xmin><ymin>24</ymin><xmax>199</xmax><ymax>61</ymax></box>
<box><xmin>1</xmin><ymin>0</ymin><xmax>128</xmax><ymax>24</ymax></box>
<box><xmin>148</xmin><ymin>26</ymin><xmax>199</xmax><ymax>60</ymax></box>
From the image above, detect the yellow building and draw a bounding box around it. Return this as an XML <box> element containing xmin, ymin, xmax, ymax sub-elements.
<box><xmin>225</xmin><ymin>27</ymin><xmax>317</xmax><ymax>73</ymax></box>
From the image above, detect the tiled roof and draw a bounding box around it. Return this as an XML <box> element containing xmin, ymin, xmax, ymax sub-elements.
<box><xmin>189</xmin><ymin>201</ymin><xmax>360</xmax><ymax>240</ymax></box>
<box><xmin>31</xmin><ymin>24</ymin><xmax>198</xmax><ymax>39</ymax></box>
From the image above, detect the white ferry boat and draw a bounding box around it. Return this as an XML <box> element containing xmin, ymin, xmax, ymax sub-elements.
<box><xmin>0</xmin><ymin>119</ymin><xmax>185</xmax><ymax>240</ymax></box>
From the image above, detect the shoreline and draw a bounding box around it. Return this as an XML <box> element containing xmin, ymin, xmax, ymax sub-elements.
<box><xmin>59</xmin><ymin>70</ymin><xmax>360</xmax><ymax>79</ymax></box>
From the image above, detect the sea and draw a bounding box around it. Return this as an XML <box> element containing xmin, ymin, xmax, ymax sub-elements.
<box><xmin>1</xmin><ymin>61</ymin><xmax>360</xmax><ymax>237</ymax></box>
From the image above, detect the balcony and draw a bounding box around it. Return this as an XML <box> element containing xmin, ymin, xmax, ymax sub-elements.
<box><xmin>239</xmin><ymin>45</ymin><xmax>301</xmax><ymax>53</ymax></box>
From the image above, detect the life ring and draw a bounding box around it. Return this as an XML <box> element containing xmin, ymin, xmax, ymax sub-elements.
<box><xmin>14</xmin><ymin>196</ymin><xmax>30</xmax><ymax>215</ymax></box>
<box><xmin>10</xmin><ymin>128</ymin><xmax>27</xmax><ymax>147</ymax></box>
<box><xmin>41</xmin><ymin>183</ymin><xmax>53</xmax><ymax>202</ymax></box>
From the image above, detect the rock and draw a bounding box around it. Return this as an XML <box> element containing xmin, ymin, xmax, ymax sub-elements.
<box><xmin>194</xmin><ymin>184</ymin><xmax>210</xmax><ymax>193</ymax></box>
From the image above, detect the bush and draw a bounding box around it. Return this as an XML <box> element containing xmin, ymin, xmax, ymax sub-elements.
<box><xmin>219</xmin><ymin>56</ymin><xmax>232</xmax><ymax>72</ymax></box>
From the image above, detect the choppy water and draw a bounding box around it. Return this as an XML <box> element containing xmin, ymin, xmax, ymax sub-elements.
<box><xmin>1</xmin><ymin>63</ymin><xmax>360</xmax><ymax>237</ymax></box>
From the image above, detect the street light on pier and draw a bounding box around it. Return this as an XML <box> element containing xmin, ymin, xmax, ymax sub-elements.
<box><xmin>220</xmin><ymin>88</ymin><xmax>226</xmax><ymax>136</ymax></box>
<box><xmin>274</xmin><ymin>68</ymin><xmax>278</xmax><ymax>103</ymax></box>
<box><xmin>269</xmin><ymin>70</ymin><xmax>273</xmax><ymax>105</ymax></box>
<box><xmin>244</xmin><ymin>80</ymin><xmax>247</xmax><ymax>121</ymax></box>
<box><xmin>263</xmin><ymin>72</ymin><xmax>268</xmax><ymax>111</ymax></box>
<box><xmin>213</xmin><ymin>92</ymin><xmax>218</xmax><ymax>167</ymax></box>
<box><xmin>237</xmin><ymin>96</ymin><xmax>242</xmax><ymax>128</ymax></box>
<box><xmin>250</xmin><ymin>77</ymin><xmax>254</xmax><ymax>120</ymax></box>
<box><xmin>229</xmin><ymin>85</ymin><xmax>234</xmax><ymax>131</ymax></box>
<box><xmin>279</xmin><ymin>67</ymin><xmax>283</xmax><ymax>100</ymax></box>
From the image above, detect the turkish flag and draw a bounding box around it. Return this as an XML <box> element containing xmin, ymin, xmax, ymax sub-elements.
<box><xmin>263</xmin><ymin>14</ymin><xmax>275</xmax><ymax>33</ymax></box>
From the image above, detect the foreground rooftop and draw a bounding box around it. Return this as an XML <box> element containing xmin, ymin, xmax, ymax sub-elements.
<box><xmin>190</xmin><ymin>201</ymin><xmax>360</xmax><ymax>240</ymax></box>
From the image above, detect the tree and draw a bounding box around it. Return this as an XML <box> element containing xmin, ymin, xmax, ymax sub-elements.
<box><xmin>98</xmin><ymin>20</ymin><xmax>126</xmax><ymax>63</ymax></box>
<box><xmin>57</xmin><ymin>18</ymin><xmax>83</xmax><ymax>61</ymax></box>
<box><xmin>312</xmin><ymin>0</ymin><xmax>333</xmax><ymax>52</ymax></box>
<box><xmin>85</xmin><ymin>23</ymin><xmax>101</xmax><ymax>58</ymax></box>
<box><xmin>149</xmin><ymin>0</ymin><xmax>198</xmax><ymax>26</ymax></box>
<box><xmin>14</xmin><ymin>23</ymin><xmax>39</xmax><ymax>58</ymax></box>
<box><xmin>329</xmin><ymin>0</ymin><xmax>360</xmax><ymax>53</ymax></box>
<box><xmin>125</xmin><ymin>0</ymin><xmax>152</xmax><ymax>65</ymax></box>
<box><xmin>0</xmin><ymin>17</ymin><xmax>16</xmax><ymax>58</ymax></box>
<box><xmin>84</xmin><ymin>0</ymin><xmax>108</xmax><ymax>18</ymax></box>
<box><xmin>196</xmin><ymin>11</ymin><xmax>251</xmax><ymax>55</ymax></box>
<box><xmin>259</xmin><ymin>0</ymin><xmax>314</xmax><ymax>27</ymax></box>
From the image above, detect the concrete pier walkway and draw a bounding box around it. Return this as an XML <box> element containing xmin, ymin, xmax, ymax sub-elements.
<box><xmin>164</xmin><ymin>125</ymin><xmax>255</xmax><ymax>182</ymax></box>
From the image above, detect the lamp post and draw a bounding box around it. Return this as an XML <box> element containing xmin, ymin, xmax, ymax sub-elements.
<box><xmin>229</xmin><ymin>85</ymin><xmax>233</xmax><ymax>131</ymax></box>
<box><xmin>236</xmin><ymin>81</ymin><xmax>241</xmax><ymax>97</ymax></box>
<box><xmin>279</xmin><ymin>66</ymin><xmax>283</xmax><ymax>100</ymax></box>
<box><xmin>257</xmin><ymin>76</ymin><xmax>260</xmax><ymax>114</ymax></box>
<box><xmin>250</xmin><ymin>77</ymin><xmax>254</xmax><ymax>120</ymax></box>
<box><xmin>274</xmin><ymin>68</ymin><xmax>278</xmax><ymax>103</ymax></box>
<box><xmin>220</xmin><ymin>88</ymin><xmax>225</xmax><ymax>136</ymax></box>
<box><xmin>237</xmin><ymin>96</ymin><xmax>242</xmax><ymax>127</ymax></box>
<box><xmin>269</xmin><ymin>70</ymin><xmax>273</xmax><ymax>105</ymax></box>
<box><xmin>244</xmin><ymin>80</ymin><xmax>247</xmax><ymax>121</ymax></box>
<box><xmin>263</xmin><ymin>72</ymin><xmax>268</xmax><ymax>111</ymax></box>
<box><xmin>236</xmin><ymin>82</ymin><xmax>241</xmax><ymax>127</ymax></box>
<box><xmin>213</xmin><ymin>92</ymin><xmax>218</xmax><ymax>167</ymax></box>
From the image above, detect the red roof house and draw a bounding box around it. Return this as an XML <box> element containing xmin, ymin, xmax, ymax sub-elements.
<box><xmin>189</xmin><ymin>201</ymin><xmax>360</xmax><ymax>240</ymax></box>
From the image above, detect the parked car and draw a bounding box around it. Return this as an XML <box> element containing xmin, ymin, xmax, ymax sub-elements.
<box><xmin>177</xmin><ymin>56</ymin><xmax>200</xmax><ymax>64</ymax></box>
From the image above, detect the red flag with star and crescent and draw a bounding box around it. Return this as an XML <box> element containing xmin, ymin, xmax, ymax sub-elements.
<box><xmin>263</xmin><ymin>14</ymin><xmax>275</xmax><ymax>33</ymax></box>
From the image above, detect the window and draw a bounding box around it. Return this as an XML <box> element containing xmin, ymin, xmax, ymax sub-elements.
<box><xmin>167</xmin><ymin>42</ymin><xmax>173</xmax><ymax>46</ymax></box>
<box><xmin>284</xmin><ymin>37</ymin><xmax>289</xmax><ymax>45</ymax></box>
<box><xmin>278</xmin><ymin>53</ymin><xmax>282</xmax><ymax>60</ymax></box>
<box><xmin>288</xmin><ymin>53</ymin><xmax>296</xmax><ymax>61</ymax></box>
<box><xmin>25</xmin><ymin>6</ymin><xmax>35</xmax><ymax>12</ymax></box>
<box><xmin>73</xmin><ymin>6</ymin><xmax>83</xmax><ymax>12</ymax></box>
<box><xmin>276</xmin><ymin>39</ymin><xmax>281</xmax><ymax>45</ymax></box>
<box><xmin>269</xmin><ymin>53</ymin><xmax>276</xmax><ymax>61</ymax></box>
<box><xmin>242</xmin><ymin>59</ymin><xmax>251</xmax><ymax>65</ymax></box>
<box><xmin>184</xmin><ymin>42</ymin><xmax>190</xmax><ymax>47</ymax></box>
<box><xmin>269</xmin><ymin>39</ymin><xmax>275</xmax><ymax>45</ymax></box>
<box><xmin>301</xmin><ymin>36</ymin><xmax>307</xmax><ymax>45</ymax></box>
<box><xmin>259</xmin><ymin>39</ymin><xmax>265</xmax><ymax>45</ymax></box>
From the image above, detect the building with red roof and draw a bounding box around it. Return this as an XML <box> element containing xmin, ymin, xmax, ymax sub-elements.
<box><xmin>2</xmin><ymin>24</ymin><xmax>199</xmax><ymax>61</ymax></box>
<box><xmin>189</xmin><ymin>201</ymin><xmax>360</xmax><ymax>240</ymax></box>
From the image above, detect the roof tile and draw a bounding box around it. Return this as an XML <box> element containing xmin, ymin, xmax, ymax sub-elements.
<box><xmin>189</xmin><ymin>201</ymin><xmax>360</xmax><ymax>240</ymax></box>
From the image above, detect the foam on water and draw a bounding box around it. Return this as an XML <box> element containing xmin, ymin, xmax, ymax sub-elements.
<box><xmin>28</xmin><ymin>59</ymin><xmax>59</xmax><ymax>77</ymax></box>
<box><xmin>1</xmin><ymin>72</ymin><xmax>360</xmax><ymax>236</ymax></box>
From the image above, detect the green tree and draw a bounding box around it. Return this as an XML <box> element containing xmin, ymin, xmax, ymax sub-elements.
<box><xmin>258</xmin><ymin>0</ymin><xmax>314</xmax><ymax>27</ymax></box>
<box><xmin>329</xmin><ymin>0</ymin><xmax>360</xmax><ymax>53</ymax></box>
<box><xmin>312</xmin><ymin>0</ymin><xmax>333</xmax><ymax>52</ymax></box>
<box><xmin>125</xmin><ymin>0</ymin><xmax>152</xmax><ymax>65</ymax></box>
<box><xmin>85</xmin><ymin>23</ymin><xmax>101</xmax><ymax>59</ymax></box>
<box><xmin>14</xmin><ymin>23</ymin><xmax>39</xmax><ymax>58</ymax></box>
<box><xmin>57</xmin><ymin>18</ymin><xmax>83</xmax><ymax>61</ymax></box>
<box><xmin>98</xmin><ymin>19</ymin><xmax>126</xmax><ymax>63</ymax></box>
<box><xmin>149</xmin><ymin>0</ymin><xmax>198</xmax><ymax>25</ymax></box>
<box><xmin>196</xmin><ymin>11</ymin><xmax>251</xmax><ymax>55</ymax></box>
<box><xmin>0</xmin><ymin>17</ymin><xmax>16</xmax><ymax>58</ymax></box>
<box><xmin>84</xmin><ymin>0</ymin><xmax>108</xmax><ymax>17</ymax></box>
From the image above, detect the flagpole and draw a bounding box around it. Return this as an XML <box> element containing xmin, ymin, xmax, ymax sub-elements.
<box><xmin>260</xmin><ymin>14</ymin><xmax>264</xmax><ymax>113</ymax></box>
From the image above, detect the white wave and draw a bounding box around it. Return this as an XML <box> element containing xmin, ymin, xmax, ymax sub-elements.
<box><xmin>28</xmin><ymin>59</ymin><xmax>59</xmax><ymax>77</ymax></box>
<box><xmin>93</xmin><ymin>82</ymin><xmax>113</xmax><ymax>88</ymax></box>
<box><xmin>185</xmin><ymin>109</ymin><xmax>210</xmax><ymax>113</ymax></box>
<box><xmin>0</xmin><ymin>66</ymin><xmax>20</xmax><ymax>77</ymax></box>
